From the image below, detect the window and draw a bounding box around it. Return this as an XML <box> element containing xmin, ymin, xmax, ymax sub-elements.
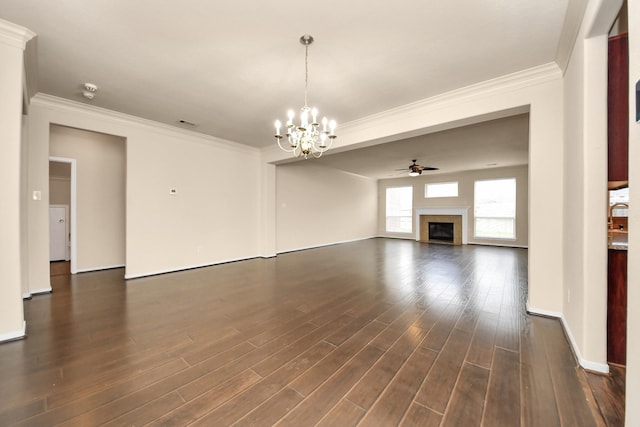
<box><xmin>425</xmin><ymin>181</ymin><xmax>458</xmax><ymax>198</ymax></box>
<box><xmin>386</xmin><ymin>186</ymin><xmax>413</xmax><ymax>233</ymax></box>
<box><xmin>474</xmin><ymin>178</ymin><xmax>516</xmax><ymax>239</ymax></box>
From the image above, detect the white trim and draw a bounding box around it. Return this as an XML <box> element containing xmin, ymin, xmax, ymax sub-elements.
<box><xmin>467</xmin><ymin>242</ymin><xmax>529</xmax><ymax>249</ymax></box>
<box><xmin>527</xmin><ymin>303</ymin><xmax>610</xmax><ymax>374</ymax></box>
<box><xmin>49</xmin><ymin>157</ymin><xmax>78</xmax><ymax>273</ymax></box>
<box><xmin>33</xmin><ymin>94</ymin><xmax>260</xmax><ymax>156</ymax></box>
<box><xmin>0</xmin><ymin>19</ymin><xmax>35</xmax><ymax>49</ymax></box>
<box><xmin>336</xmin><ymin>64</ymin><xmax>559</xmax><ymax>135</ymax></box>
<box><xmin>276</xmin><ymin>236</ymin><xmax>375</xmax><ymax>255</ymax></box>
<box><xmin>0</xmin><ymin>321</ymin><xmax>26</xmax><ymax>343</ymax></box>
<box><xmin>262</xmin><ymin>63</ymin><xmax>558</xmax><ymax>164</ymax></box>
<box><xmin>526</xmin><ymin>304</ymin><xmax>563</xmax><ymax>318</ymax></box>
<box><xmin>124</xmin><ymin>258</ymin><xmax>257</xmax><ymax>279</ymax></box>
<box><xmin>559</xmin><ymin>315</ymin><xmax>610</xmax><ymax>373</ymax></box>
<box><xmin>377</xmin><ymin>235</ymin><xmax>415</xmax><ymax>241</ymax></box>
<box><xmin>415</xmin><ymin>207</ymin><xmax>470</xmax><ymax>244</ymax></box>
<box><xmin>30</xmin><ymin>287</ymin><xmax>52</xmax><ymax>295</ymax></box>
<box><xmin>75</xmin><ymin>264</ymin><xmax>125</xmax><ymax>274</ymax></box>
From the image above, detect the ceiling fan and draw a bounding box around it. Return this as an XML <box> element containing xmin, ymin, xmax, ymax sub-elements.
<box><xmin>396</xmin><ymin>159</ymin><xmax>439</xmax><ymax>176</ymax></box>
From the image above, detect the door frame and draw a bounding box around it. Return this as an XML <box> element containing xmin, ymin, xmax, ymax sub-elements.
<box><xmin>49</xmin><ymin>204</ymin><xmax>69</xmax><ymax>261</ymax></box>
<box><xmin>49</xmin><ymin>156</ymin><xmax>78</xmax><ymax>273</ymax></box>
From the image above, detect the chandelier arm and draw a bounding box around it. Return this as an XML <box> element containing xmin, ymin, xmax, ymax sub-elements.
<box><xmin>277</xmin><ymin>137</ymin><xmax>296</xmax><ymax>153</ymax></box>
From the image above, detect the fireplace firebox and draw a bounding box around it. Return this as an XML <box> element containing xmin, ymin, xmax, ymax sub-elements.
<box><xmin>428</xmin><ymin>222</ymin><xmax>454</xmax><ymax>243</ymax></box>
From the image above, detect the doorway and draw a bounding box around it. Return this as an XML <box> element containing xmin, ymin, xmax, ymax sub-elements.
<box><xmin>49</xmin><ymin>157</ymin><xmax>77</xmax><ymax>272</ymax></box>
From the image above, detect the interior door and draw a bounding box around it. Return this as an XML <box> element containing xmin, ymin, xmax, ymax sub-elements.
<box><xmin>49</xmin><ymin>206</ymin><xmax>67</xmax><ymax>261</ymax></box>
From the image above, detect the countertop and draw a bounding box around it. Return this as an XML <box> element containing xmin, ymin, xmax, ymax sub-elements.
<box><xmin>608</xmin><ymin>230</ymin><xmax>628</xmax><ymax>250</ymax></box>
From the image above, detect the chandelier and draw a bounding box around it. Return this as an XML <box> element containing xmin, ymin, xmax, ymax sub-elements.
<box><xmin>274</xmin><ymin>34</ymin><xmax>336</xmax><ymax>159</ymax></box>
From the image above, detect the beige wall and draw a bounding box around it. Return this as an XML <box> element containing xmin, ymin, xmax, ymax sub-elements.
<box><xmin>49</xmin><ymin>167</ymin><xmax>71</xmax><ymax>206</ymax></box>
<box><xmin>276</xmin><ymin>162</ymin><xmax>377</xmax><ymax>252</ymax></box>
<box><xmin>49</xmin><ymin>178</ymin><xmax>71</xmax><ymax>205</ymax></box>
<box><xmin>561</xmin><ymin>0</ymin><xmax>622</xmax><ymax>372</ymax></box>
<box><xmin>626</xmin><ymin>0</ymin><xmax>639</xmax><ymax>423</ymax></box>
<box><xmin>265</xmin><ymin>62</ymin><xmax>565</xmax><ymax>319</ymax></box>
<box><xmin>0</xmin><ymin>21</ymin><xmax>30</xmax><ymax>340</ymax></box>
<box><xmin>378</xmin><ymin>165</ymin><xmax>528</xmax><ymax>247</ymax></box>
<box><xmin>50</xmin><ymin>125</ymin><xmax>126</xmax><ymax>272</ymax></box>
<box><xmin>125</xmin><ymin>127</ymin><xmax>261</xmax><ymax>277</ymax></box>
<box><xmin>6</xmin><ymin>5</ymin><xmax>634</xmax><ymax>410</ymax></box>
<box><xmin>27</xmin><ymin>96</ymin><xmax>263</xmax><ymax>281</ymax></box>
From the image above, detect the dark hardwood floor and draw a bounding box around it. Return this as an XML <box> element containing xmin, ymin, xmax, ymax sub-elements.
<box><xmin>0</xmin><ymin>239</ymin><xmax>613</xmax><ymax>426</ymax></box>
<box><xmin>586</xmin><ymin>365</ymin><xmax>626</xmax><ymax>427</ymax></box>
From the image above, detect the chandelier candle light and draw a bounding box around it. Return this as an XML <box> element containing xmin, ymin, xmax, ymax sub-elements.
<box><xmin>274</xmin><ymin>34</ymin><xmax>336</xmax><ymax>159</ymax></box>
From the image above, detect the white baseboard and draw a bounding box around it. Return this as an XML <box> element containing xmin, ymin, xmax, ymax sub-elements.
<box><xmin>527</xmin><ymin>303</ymin><xmax>609</xmax><ymax>374</ymax></box>
<box><xmin>75</xmin><ymin>264</ymin><xmax>125</xmax><ymax>274</ymax></box>
<box><xmin>124</xmin><ymin>257</ymin><xmax>259</xmax><ymax>279</ymax></box>
<box><xmin>276</xmin><ymin>236</ymin><xmax>375</xmax><ymax>255</ymax></box>
<box><xmin>23</xmin><ymin>287</ymin><xmax>53</xmax><ymax>299</ymax></box>
<box><xmin>467</xmin><ymin>241</ymin><xmax>529</xmax><ymax>249</ymax></box>
<box><xmin>0</xmin><ymin>321</ymin><xmax>26</xmax><ymax>343</ymax></box>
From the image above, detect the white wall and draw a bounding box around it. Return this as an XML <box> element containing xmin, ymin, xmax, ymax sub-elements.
<box><xmin>625</xmin><ymin>0</ymin><xmax>639</xmax><ymax>424</ymax></box>
<box><xmin>562</xmin><ymin>0</ymin><xmax>622</xmax><ymax>373</ymax></box>
<box><xmin>50</xmin><ymin>125</ymin><xmax>125</xmax><ymax>271</ymax></box>
<box><xmin>378</xmin><ymin>165</ymin><xmax>528</xmax><ymax>247</ymax></box>
<box><xmin>276</xmin><ymin>162</ymin><xmax>377</xmax><ymax>252</ymax></box>
<box><xmin>27</xmin><ymin>95</ymin><xmax>263</xmax><ymax>281</ymax></box>
<box><xmin>266</xmin><ymin>63</ymin><xmax>565</xmax><ymax>317</ymax></box>
<box><xmin>0</xmin><ymin>20</ymin><xmax>32</xmax><ymax>341</ymax></box>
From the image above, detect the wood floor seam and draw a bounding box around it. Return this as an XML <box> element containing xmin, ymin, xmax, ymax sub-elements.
<box><xmin>0</xmin><ymin>243</ymin><xmax>616</xmax><ymax>426</ymax></box>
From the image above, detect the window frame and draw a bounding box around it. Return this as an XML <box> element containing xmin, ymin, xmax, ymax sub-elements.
<box><xmin>473</xmin><ymin>178</ymin><xmax>517</xmax><ymax>240</ymax></box>
<box><xmin>425</xmin><ymin>181</ymin><xmax>459</xmax><ymax>198</ymax></box>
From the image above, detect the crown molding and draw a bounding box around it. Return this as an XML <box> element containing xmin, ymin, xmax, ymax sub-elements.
<box><xmin>340</xmin><ymin>62</ymin><xmax>562</xmax><ymax>133</ymax></box>
<box><xmin>0</xmin><ymin>19</ymin><xmax>35</xmax><ymax>50</ymax></box>
<box><xmin>31</xmin><ymin>93</ymin><xmax>260</xmax><ymax>156</ymax></box>
<box><xmin>261</xmin><ymin>63</ymin><xmax>560</xmax><ymax>164</ymax></box>
<box><xmin>23</xmin><ymin>38</ymin><xmax>39</xmax><ymax>100</ymax></box>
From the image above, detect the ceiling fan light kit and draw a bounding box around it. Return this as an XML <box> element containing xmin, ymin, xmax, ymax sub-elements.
<box><xmin>274</xmin><ymin>34</ymin><xmax>336</xmax><ymax>159</ymax></box>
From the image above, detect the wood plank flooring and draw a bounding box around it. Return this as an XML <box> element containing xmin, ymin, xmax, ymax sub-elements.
<box><xmin>0</xmin><ymin>239</ymin><xmax>611</xmax><ymax>426</ymax></box>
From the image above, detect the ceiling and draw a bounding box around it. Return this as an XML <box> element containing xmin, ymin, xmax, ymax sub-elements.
<box><xmin>1</xmin><ymin>0</ymin><xmax>574</xmax><ymax>177</ymax></box>
<box><xmin>314</xmin><ymin>113</ymin><xmax>530</xmax><ymax>180</ymax></box>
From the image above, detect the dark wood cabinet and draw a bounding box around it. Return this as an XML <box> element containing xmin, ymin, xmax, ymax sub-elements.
<box><xmin>607</xmin><ymin>33</ymin><xmax>628</xmax><ymax>182</ymax></box>
<box><xmin>607</xmin><ymin>249</ymin><xmax>627</xmax><ymax>365</ymax></box>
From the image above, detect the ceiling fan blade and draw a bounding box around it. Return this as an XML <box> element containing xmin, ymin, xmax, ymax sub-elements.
<box><xmin>421</xmin><ymin>167</ymin><xmax>439</xmax><ymax>171</ymax></box>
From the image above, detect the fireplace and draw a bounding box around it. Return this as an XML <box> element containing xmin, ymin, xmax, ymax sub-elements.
<box><xmin>415</xmin><ymin>207</ymin><xmax>469</xmax><ymax>245</ymax></box>
<box><xmin>428</xmin><ymin>222</ymin><xmax>454</xmax><ymax>243</ymax></box>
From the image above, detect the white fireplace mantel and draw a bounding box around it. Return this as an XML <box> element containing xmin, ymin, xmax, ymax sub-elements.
<box><xmin>415</xmin><ymin>207</ymin><xmax>470</xmax><ymax>244</ymax></box>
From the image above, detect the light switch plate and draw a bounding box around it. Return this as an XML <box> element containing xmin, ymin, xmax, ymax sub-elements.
<box><xmin>32</xmin><ymin>190</ymin><xmax>41</xmax><ymax>201</ymax></box>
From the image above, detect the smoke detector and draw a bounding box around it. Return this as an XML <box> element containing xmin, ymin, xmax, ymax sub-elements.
<box><xmin>82</xmin><ymin>83</ymin><xmax>98</xmax><ymax>100</ymax></box>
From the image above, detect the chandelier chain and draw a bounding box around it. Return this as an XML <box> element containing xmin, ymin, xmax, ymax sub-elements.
<box><xmin>304</xmin><ymin>44</ymin><xmax>309</xmax><ymax>107</ymax></box>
